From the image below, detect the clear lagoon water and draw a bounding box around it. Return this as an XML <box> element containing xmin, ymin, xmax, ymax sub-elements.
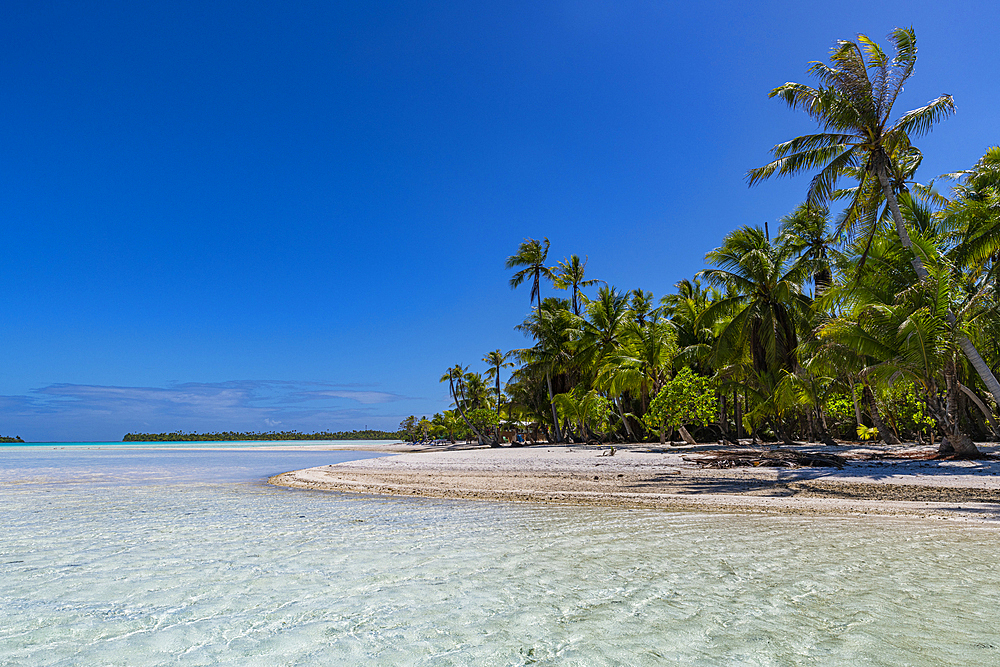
<box><xmin>2</xmin><ymin>444</ymin><xmax>1000</xmax><ymax>665</ymax></box>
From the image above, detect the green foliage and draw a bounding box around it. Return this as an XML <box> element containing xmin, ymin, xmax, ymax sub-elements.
<box><xmin>824</xmin><ymin>393</ymin><xmax>855</xmax><ymax>423</ymax></box>
<box><xmin>882</xmin><ymin>381</ymin><xmax>936</xmax><ymax>436</ymax></box>
<box><xmin>553</xmin><ymin>389</ymin><xmax>613</xmax><ymax>437</ymax></box>
<box><xmin>822</xmin><ymin>392</ymin><xmax>858</xmax><ymax>438</ymax></box>
<box><xmin>643</xmin><ymin>368</ymin><xmax>716</xmax><ymax>435</ymax></box>
<box><xmin>399</xmin><ymin>415</ymin><xmax>420</xmax><ymax>441</ymax></box>
<box><xmin>588</xmin><ymin>394</ymin><xmax>613</xmax><ymax>433</ymax></box>
<box><xmin>466</xmin><ymin>407</ymin><xmax>499</xmax><ymax>439</ymax></box>
<box><xmin>0</xmin><ymin>435</ymin><xmax>24</xmax><ymax>443</ymax></box>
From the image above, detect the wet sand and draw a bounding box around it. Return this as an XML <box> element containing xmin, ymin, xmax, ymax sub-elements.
<box><xmin>269</xmin><ymin>442</ymin><xmax>1000</xmax><ymax>522</ymax></box>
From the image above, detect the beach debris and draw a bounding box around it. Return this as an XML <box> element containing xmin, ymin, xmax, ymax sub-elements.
<box><xmin>598</xmin><ymin>446</ymin><xmax>616</xmax><ymax>457</ymax></box>
<box><xmin>686</xmin><ymin>449</ymin><xmax>846</xmax><ymax>469</ymax></box>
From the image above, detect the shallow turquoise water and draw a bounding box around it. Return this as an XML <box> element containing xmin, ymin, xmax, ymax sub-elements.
<box><xmin>2</xmin><ymin>449</ymin><xmax>999</xmax><ymax>665</ymax></box>
<box><xmin>3</xmin><ymin>439</ymin><xmax>401</xmax><ymax>450</ymax></box>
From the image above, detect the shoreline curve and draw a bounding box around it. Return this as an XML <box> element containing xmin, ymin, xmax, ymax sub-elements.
<box><xmin>269</xmin><ymin>443</ymin><xmax>1000</xmax><ymax>523</ymax></box>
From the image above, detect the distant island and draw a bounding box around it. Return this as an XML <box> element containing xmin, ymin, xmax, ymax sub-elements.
<box><xmin>122</xmin><ymin>429</ymin><xmax>403</xmax><ymax>442</ymax></box>
<box><xmin>0</xmin><ymin>436</ymin><xmax>24</xmax><ymax>443</ymax></box>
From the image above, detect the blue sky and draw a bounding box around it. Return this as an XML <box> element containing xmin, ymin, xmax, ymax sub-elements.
<box><xmin>1</xmin><ymin>0</ymin><xmax>997</xmax><ymax>441</ymax></box>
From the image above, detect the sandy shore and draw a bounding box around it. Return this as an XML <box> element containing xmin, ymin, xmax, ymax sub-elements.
<box><xmin>269</xmin><ymin>442</ymin><xmax>1000</xmax><ymax>522</ymax></box>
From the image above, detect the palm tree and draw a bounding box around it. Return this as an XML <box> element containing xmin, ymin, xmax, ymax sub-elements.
<box><xmin>747</xmin><ymin>27</ymin><xmax>1000</xmax><ymax>409</ymax></box>
<box><xmin>506</xmin><ymin>238</ymin><xmax>555</xmax><ymax>312</ymax></box>
<box><xmin>700</xmin><ymin>226</ymin><xmax>812</xmax><ymax>440</ymax></box>
<box><xmin>942</xmin><ymin>147</ymin><xmax>1000</xmax><ymax>284</ymax></box>
<box><xmin>661</xmin><ymin>278</ymin><xmax>719</xmax><ymax>376</ymax></box>
<box><xmin>515</xmin><ymin>298</ymin><xmax>576</xmax><ymax>442</ymax></box>
<box><xmin>597</xmin><ymin>314</ymin><xmax>677</xmax><ymax>433</ymax></box>
<box><xmin>575</xmin><ymin>285</ymin><xmax>631</xmax><ymax>375</ymax></box>
<box><xmin>435</xmin><ymin>410</ymin><xmax>461</xmax><ymax>443</ymax></box>
<box><xmin>483</xmin><ymin>349</ymin><xmax>514</xmax><ymax>443</ymax></box>
<box><xmin>628</xmin><ymin>289</ymin><xmax>656</xmax><ymax>327</ymax></box>
<box><xmin>819</xmin><ymin>235</ymin><xmax>980</xmax><ymax>454</ymax></box>
<box><xmin>553</xmin><ymin>254</ymin><xmax>599</xmax><ymax>316</ymax></box>
<box><xmin>777</xmin><ymin>203</ymin><xmax>837</xmax><ymax>298</ymax></box>
<box><xmin>701</xmin><ymin>226</ymin><xmax>810</xmax><ymax>378</ymax></box>
<box><xmin>440</xmin><ymin>365</ymin><xmax>489</xmax><ymax>444</ymax></box>
<box><xmin>552</xmin><ymin>388</ymin><xmax>608</xmax><ymax>442</ymax></box>
<box><xmin>462</xmin><ymin>371</ymin><xmax>490</xmax><ymax>412</ymax></box>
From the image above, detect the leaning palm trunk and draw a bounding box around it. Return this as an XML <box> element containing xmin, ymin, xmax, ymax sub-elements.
<box><xmin>678</xmin><ymin>425</ymin><xmax>698</xmax><ymax>445</ymax></box>
<box><xmin>614</xmin><ymin>396</ymin><xmax>636</xmax><ymax>442</ymax></box>
<box><xmin>545</xmin><ymin>372</ymin><xmax>563</xmax><ymax>443</ymax></box>
<box><xmin>449</xmin><ymin>376</ymin><xmax>491</xmax><ymax>445</ymax></box>
<box><xmin>937</xmin><ymin>360</ymin><xmax>980</xmax><ymax>456</ymax></box>
<box><xmin>878</xmin><ymin>167</ymin><xmax>1000</xmax><ymax>446</ymax></box>
<box><xmin>748</xmin><ymin>30</ymin><xmax>997</xmax><ymax>455</ymax></box>
<box><xmin>495</xmin><ymin>375</ymin><xmax>502</xmax><ymax>445</ymax></box>
<box><xmin>960</xmin><ymin>384</ymin><xmax>1000</xmax><ymax>439</ymax></box>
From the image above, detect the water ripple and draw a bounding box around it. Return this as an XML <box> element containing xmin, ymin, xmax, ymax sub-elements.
<box><xmin>2</xmin><ymin>469</ymin><xmax>1000</xmax><ymax>664</ymax></box>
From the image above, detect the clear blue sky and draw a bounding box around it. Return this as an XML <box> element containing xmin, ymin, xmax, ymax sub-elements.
<box><xmin>1</xmin><ymin>0</ymin><xmax>996</xmax><ymax>441</ymax></box>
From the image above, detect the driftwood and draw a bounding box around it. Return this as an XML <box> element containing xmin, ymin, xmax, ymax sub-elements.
<box><xmin>686</xmin><ymin>448</ymin><xmax>846</xmax><ymax>469</ymax></box>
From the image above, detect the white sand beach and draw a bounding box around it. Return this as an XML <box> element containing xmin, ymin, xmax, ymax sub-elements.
<box><xmin>270</xmin><ymin>442</ymin><xmax>1000</xmax><ymax>522</ymax></box>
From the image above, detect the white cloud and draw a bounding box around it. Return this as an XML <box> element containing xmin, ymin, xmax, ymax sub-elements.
<box><xmin>0</xmin><ymin>380</ymin><xmax>429</xmax><ymax>441</ymax></box>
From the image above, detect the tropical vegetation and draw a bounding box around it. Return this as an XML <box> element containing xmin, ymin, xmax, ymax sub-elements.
<box><xmin>412</xmin><ymin>28</ymin><xmax>999</xmax><ymax>457</ymax></box>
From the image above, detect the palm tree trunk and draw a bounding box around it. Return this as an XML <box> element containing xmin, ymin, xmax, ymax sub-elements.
<box><xmin>937</xmin><ymin>361</ymin><xmax>981</xmax><ymax>456</ymax></box>
<box><xmin>495</xmin><ymin>373</ymin><xmax>502</xmax><ymax>444</ymax></box>
<box><xmin>450</xmin><ymin>377</ymin><xmax>489</xmax><ymax>445</ymax></box>
<box><xmin>678</xmin><ymin>425</ymin><xmax>697</xmax><ymax>445</ymax></box>
<box><xmin>863</xmin><ymin>384</ymin><xmax>900</xmax><ymax>445</ymax></box>
<box><xmin>960</xmin><ymin>383</ymin><xmax>999</xmax><ymax>438</ymax></box>
<box><xmin>545</xmin><ymin>371</ymin><xmax>562</xmax><ymax>443</ymax></box>
<box><xmin>718</xmin><ymin>392</ymin><xmax>727</xmax><ymax>439</ymax></box>
<box><xmin>734</xmin><ymin>389</ymin><xmax>743</xmax><ymax>440</ymax></box>
<box><xmin>849</xmin><ymin>377</ymin><xmax>863</xmax><ymax>428</ymax></box>
<box><xmin>615</xmin><ymin>396</ymin><xmax>636</xmax><ymax>441</ymax></box>
<box><xmin>877</xmin><ymin>166</ymin><xmax>1000</xmax><ymax>417</ymax></box>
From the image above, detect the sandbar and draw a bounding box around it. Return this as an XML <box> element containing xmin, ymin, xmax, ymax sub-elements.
<box><xmin>269</xmin><ymin>442</ymin><xmax>1000</xmax><ymax>522</ymax></box>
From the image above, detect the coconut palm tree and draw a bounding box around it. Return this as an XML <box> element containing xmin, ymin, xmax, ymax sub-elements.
<box><xmin>819</xmin><ymin>239</ymin><xmax>980</xmax><ymax>454</ymax></box>
<box><xmin>942</xmin><ymin>147</ymin><xmax>1000</xmax><ymax>283</ymax></box>
<box><xmin>461</xmin><ymin>372</ymin><xmax>490</xmax><ymax>412</ymax></box>
<box><xmin>701</xmin><ymin>226</ymin><xmax>810</xmax><ymax>380</ymax></box>
<box><xmin>575</xmin><ymin>285</ymin><xmax>631</xmax><ymax>376</ymax></box>
<box><xmin>777</xmin><ymin>203</ymin><xmax>838</xmax><ymax>298</ymax></box>
<box><xmin>553</xmin><ymin>254</ymin><xmax>600</xmax><ymax>316</ymax></box>
<box><xmin>440</xmin><ymin>365</ymin><xmax>489</xmax><ymax>444</ymax></box>
<box><xmin>660</xmin><ymin>278</ymin><xmax>719</xmax><ymax>376</ymax></box>
<box><xmin>746</xmin><ymin>27</ymin><xmax>1000</xmax><ymax>409</ymax></box>
<box><xmin>552</xmin><ymin>388</ymin><xmax>609</xmax><ymax>442</ymax></box>
<box><xmin>506</xmin><ymin>238</ymin><xmax>556</xmax><ymax>312</ymax></box>
<box><xmin>628</xmin><ymin>289</ymin><xmax>656</xmax><ymax>327</ymax></box>
<box><xmin>700</xmin><ymin>226</ymin><xmax>812</xmax><ymax>440</ymax></box>
<box><xmin>597</xmin><ymin>314</ymin><xmax>677</xmax><ymax>430</ymax></box>
<box><xmin>515</xmin><ymin>298</ymin><xmax>577</xmax><ymax>442</ymax></box>
<box><xmin>483</xmin><ymin>349</ymin><xmax>514</xmax><ymax>443</ymax></box>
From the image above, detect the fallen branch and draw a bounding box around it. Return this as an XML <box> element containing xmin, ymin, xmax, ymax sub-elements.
<box><xmin>686</xmin><ymin>449</ymin><xmax>846</xmax><ymax>469</ymax></box>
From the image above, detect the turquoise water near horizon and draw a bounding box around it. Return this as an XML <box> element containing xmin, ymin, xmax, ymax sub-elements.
<box><xmin>2</xmin><ymin>439</ymin><xmax>401</xmax><ymax>449</ymax></box>
<box><xmin>3</xmin><ymin>448</ymin><xmax>1000</xmax><ymax>665</ymax></box>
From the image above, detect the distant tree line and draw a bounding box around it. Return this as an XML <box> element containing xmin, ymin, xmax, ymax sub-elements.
<box><xmin>0</xmin><ymin>435</ymin><xmax>24</xmax><ymax>443</ymax></box>
<box><xmin>122</xmin><ymin>429</ymin><xmax>404</xmax><ymax>442</ymax></box>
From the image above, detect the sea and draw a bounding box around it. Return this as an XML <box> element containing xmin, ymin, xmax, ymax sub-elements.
<box><xmin>2</xmin><ymin>442</ymin><xmax>999</xmax><ymax>666</ymax></box>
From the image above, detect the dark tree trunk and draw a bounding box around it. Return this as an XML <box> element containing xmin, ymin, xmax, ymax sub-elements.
<box><xmin>937</xmin><ymin>360</ymin><xmax>981</xmax><ymax>457</ymax></box>
<box><xmin>863</xmin><ymin>385</ymin><xmax>900</xmax><ymax>445</ymax></box>
<box><xmin>735</xmin><ymin>389</ymin><xmax>743</xmax><ymax>440</ymax></box>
